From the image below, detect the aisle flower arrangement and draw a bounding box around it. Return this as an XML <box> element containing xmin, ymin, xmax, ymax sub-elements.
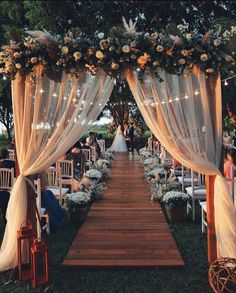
<box><xmin>93</xmin><ymin>161</ymin><xmax>111</xmax><ymax>180</ymax></box>
<box><xmin>139</xmin><ymin>147</ymin><xmax>182</xmax><ymax>204</ymax></box>
<box><xmin>151</xmin><ymin>176</ymin><xmax>181</xmax><ymax>202</ymax></box>
<box><xmin>85</xmin><ymin>169</ymin><xmax>102</xmax><ymax>180</ymax></box>
<box><xmin>65</xmin><ymin>191</ymin><xmax>92</xmax><ymax>213</ymax></box>
<box><xmin>101</xmin><ymin>150</ymin><xmax>114</xmax><ymax>162</ymax></box>
<box><xmin>163</xmin><ymin>191</ymin><xmax>189</xmax><ymax>208</ymax></box>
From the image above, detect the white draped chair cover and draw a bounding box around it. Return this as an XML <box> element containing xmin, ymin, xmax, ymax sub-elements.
<box><xmin>0</xmin><ymin>67</ymin><xmax>114</xmax><ymax>271</ymax></box>
<box><xmin>126</xmin><ymin>68</ymin><xmax>236</xmax><ymax>258</ymax></box>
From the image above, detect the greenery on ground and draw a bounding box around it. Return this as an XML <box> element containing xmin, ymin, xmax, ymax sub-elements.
<box><xmin>0</xmin><ymin>205</ymin><xmax>212</xmax><ymax>293</ymax></box>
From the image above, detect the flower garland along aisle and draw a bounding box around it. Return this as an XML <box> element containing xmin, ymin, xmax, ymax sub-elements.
<box><xmin>65</xmin><ymin>150</ymin><xmax>113</xmax><ymax>223</ymax></box>
<box><xmin>139</xmin><ymin>147</ymin><xmax>187</xmax><ymax>222</ymax></box>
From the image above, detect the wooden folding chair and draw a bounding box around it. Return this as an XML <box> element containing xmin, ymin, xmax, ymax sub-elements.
<box><xmin>82</xmin><ymin>149</ymin><xmax>92</xmax><ymax>170</ymax></box>
<box><xmin>0</xmin><ymin>168</ymin><xmax>14</xmax><ymax>190</ymax></box>
<box><xmin>56</xmin><ymin>160</ymin><xmax>74</xmax><ymax>192</ymax></box>
<box><xmin>186</xmin><ymin>171</ymin><xmax>206</xmax><ymax>221</ymax></box>
<box><xmin>45</xmin><ymin>167</ymin><xmax>68</xmax><ymax>204</ymax></box>
<box><xmin>34</xmin><ymin>179</ymin><xmax>50</xmax><ymax>236</ymax></box>
<box><xmin>97</xmin><ymin>139</ymin><xmax>106</xmax><ymax>152</ymax></box>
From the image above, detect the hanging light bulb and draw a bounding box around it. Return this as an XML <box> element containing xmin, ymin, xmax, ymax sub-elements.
<box><xmin>40</xmin><ymin>89</ymin><xmax>44</xmax><ymax>94</ymax></box>
<box><xmin>169</xmin><ymin>99</ymin><xmax>173</xmax><ymax>103</ymax></box>
<box><xmin>52</xmin><ymin>92</ymin><xmax>57</xmax><ymax>97</ymax></box>
<box><xmin>3</xmin><ymin>75</ymin><xmax>7</xmax><ymax>80</ymax></box>
<box><xmin>184</xmin><ymin>94</ymin><xmax>189</xmax><ymax>99</ymax></box>
<box><xmin>224</xmin><ymin>80</ymin><xmax>228</xmax><ymax>86</ymax></box>
<box><xmin>194</xmin><ymin>90</ymin><xmax>199</xmax><ymax>95</ymax></box>
<box><xmin>175</xmin><ymin>97</ymin><xmax>180</xmax><ymax>101</ymax></box>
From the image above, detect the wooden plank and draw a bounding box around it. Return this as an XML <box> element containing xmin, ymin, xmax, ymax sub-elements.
<box><xmin>63</xmin><ymin>153</ymin><xmax>184</xmax><ymax>268</ymax></box>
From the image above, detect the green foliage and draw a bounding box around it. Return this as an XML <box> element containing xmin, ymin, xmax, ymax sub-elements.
<box><xmin>0</xmin><ymin>80</ymin><xmax>13</xmax><ymax>140</ymax></box>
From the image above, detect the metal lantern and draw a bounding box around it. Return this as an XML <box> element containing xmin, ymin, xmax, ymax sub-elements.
<box><xmin>17</xmin><ymin>220</ymin><xmax>34</xmax><ymax>282</ymax></box>
<box><xmin>31</xmin><ymin>238</ymin><xmax>49</xmax><ymax>288</ymax></box>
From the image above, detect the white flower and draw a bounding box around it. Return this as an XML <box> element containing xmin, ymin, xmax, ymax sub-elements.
<box><xmin>153</xmin><ymin>60</ymin><xmax>160</xmax><ymax>67</ymax></box>
<box><xmin>67</xmin><ymin>191</ymin><xmax>91</xmax><ymax>204</ymax></box>
<box><xmin>200</xmin><ymin>53</ymin><xmax>208</xmax><ymax>62</ymax></box>
<box><xmin>185</xmin><ymin>33</ymin><xmax>192</xmax><ymax>40</ymax></box>
<box><xmin>96</xmin><ymin>50</ymin><xmax>104</xmax><ymax>59</ymax></box>
<box><xmin>122</xmin><ymin>45</ymin><xmax>130</xmax><ymax>53</ymax></box>
<box><xmin>61</xmin><ymin>46</ymin><xmax>69</xmax><ymax>54</ymax></box>
<box><xmin>181</xmin><ymin>50</ymin><xmax>189</xmax><ymax>56</ymax></box>
<box><xmin>98</xmin><ymin>32</ymin><xmax>105</xmax><ymax>39</ymax></box>
<box><xmin>15</xmin><ymin>63</ymin><xmax>22</xmax><ymax>69</ymax></box>
<box><xmin>213</xmin><ymin>39</ymin><xmax>221</xmax><ymax>46</ymax></box>
<box><xmin>178</xmin><ymin>58</ymin><xmax>186</xmax><ymax>65</ymax></box>
<box><xmin>223</xmin><ymin>30</ymin><xmax>231</xmax><ymax>38</ymax></box>
<box><xmin>30</xmin><ymin>57</ymin><xmax>38</xmax><ymax>64</ymax></box>
<box><xmin>156</xmin><ymin>45</ymin><xmax>164</xmax><ymax>52</ymax></box>
<box><xmin>111</xmin><ymin>62</ymin><xmax>119</xmax><ymax>70</ymax></box>
<box><xmin>231</xmin><ymin>26</ymin><xmax>236</xmax><ymax>34</ymax></box>
<box><xmin>206</xmin><ymin>68</ymin><xmax>214</xmax><ymax>73</ymax></box>
<box><xmin>177</xmin><ymin>24</ymin><xmax>187</xmax><ymax>32</ymax></box>
<box><xmin>163</xmin><ymin>191</ymin><xmax>188</xmax><ymax>202</ymax></box>
<box><xmin>73</xmin><ymin>51</ymin><xmax>82</xmax><ymax>60</ymax></box>
<box><xmin>86</xmin><ymin>169</ymin><xmax>102</xmax><ymax>179</ymax></box>
<box><xmin>13</xmin><ymin>52</ymin><xmax>21</xmax><ymax>58</ymax></box>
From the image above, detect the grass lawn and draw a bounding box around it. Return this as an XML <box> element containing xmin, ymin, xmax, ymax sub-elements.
<box><xmin>0</xmin><ymin>203</ymin><xmax>212</xmax><ymax>293</ymax></box>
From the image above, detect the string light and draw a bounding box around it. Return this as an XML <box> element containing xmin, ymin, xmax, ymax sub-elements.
<box><xmin>40</xmin><ymin>89</ymin><xmax>44</xmax><ymax>94</ymax></box>
<box><xmin>194</xmin><ymin>90</ymin><xmax>199</xmax><ymax>95</ymax></box>
<box><xmin>184</xmin><ymin>94</ymin><xmax>189</xmax><ymax>99</ymax></box>
<box><xmin>3</xmin><ymin>75</ymin><xmax>7</xmax><ymax>80</ymax></box>
<box><xmin>52</xmin><ymin>92</ymin><xmax>57</xmax><ymax>97</ymax></box>
<box><xmin>224</xmin><ymin>80</ymin><xmax>228</xmax><ymax>86</ymax></box>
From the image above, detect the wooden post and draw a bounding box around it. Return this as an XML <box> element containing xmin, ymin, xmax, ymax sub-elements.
<box><xmin>206</xmin><ymin>175</ymin><xmax>217</xmax><ymax>263</ymax></box>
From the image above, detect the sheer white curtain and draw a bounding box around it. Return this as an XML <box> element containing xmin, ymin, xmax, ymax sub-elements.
<box><xmin>0</xmin><ymin>66</ymin><xmax>114</xmax><ymax>271</ymax></box>
<box><xmin>127</xmin><ymin>68</ymin><xmax>236</xmax><ymax>258</ymax></box>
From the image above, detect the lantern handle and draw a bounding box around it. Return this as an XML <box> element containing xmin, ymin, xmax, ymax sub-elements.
<box><xmin>33</xmin><ymin>237</ymin><xmax>45</xmax><ymax>245</ymax></box>
<box><xmin>20</xmin><ymin>220</ymin><xmax>32</xmax><ymax>229</ymax></box>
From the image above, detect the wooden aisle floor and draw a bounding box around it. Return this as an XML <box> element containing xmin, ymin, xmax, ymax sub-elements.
<box><xmin>63</xmin><ymin>153</ymin><xmax>184</xmax><ymax>267</ymax></box>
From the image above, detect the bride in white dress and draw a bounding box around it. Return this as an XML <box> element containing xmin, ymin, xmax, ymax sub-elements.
<box><xmin>110</xmin><ymin>125</ymin><xmax>128</xmax><ymax>152</ymax></box>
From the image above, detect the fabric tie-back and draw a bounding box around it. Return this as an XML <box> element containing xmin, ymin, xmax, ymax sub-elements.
<box><xmin>0</xmin><ymin>67</ymin><xmax>114</xmax><ymax>271</ymax></box>
<box><xmin>126</xmin><ymin>68</ymin><xmax>236</xmax><ymax>258</ymax></box>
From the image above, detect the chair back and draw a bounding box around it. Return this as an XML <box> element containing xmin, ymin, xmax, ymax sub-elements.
<box><xmin>153</xmin><ymin>141</ymin><xmax>161</xmax><ymax>156</ymax></box>
<box><xmin>34</xmin><ymin>178</ymin><xmax>41</xmax><ymax>238</ymax></box>
<box><xmin>97</xmin><ymin>139</ymin><xmax>106</xmax><ymax>152</ymax></box>
<box><xmin>56</xmin><ymin>160</ymin><xmax>73</xmax><ymax>179</ymax></box>
<box><xmin>90</xmin><ymin>146</ymin><xmax>97</xmax><ymax>161</ymax></box>
<box><xmin>0</xmin><ymin>168</ymin><xmax>14</xmax><ymax>190</ymax></box>
<box><xmin>8</xmin><ymin>149</ymin><xmax>15</xmax><ymax>161</ymax></box>
<box><xmin>82</xmin><ymin>149</ymin><xmax>91</xmax><ymax>163</ymax></box>
<box><xmin>46</xmin><ymin>167</ymin><xmax>62</xmax><ymax>188</ymax></box>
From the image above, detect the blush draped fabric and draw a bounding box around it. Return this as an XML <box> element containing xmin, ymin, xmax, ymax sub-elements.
<box><xmin>126</xmin><ymin>68</ymin><xmax>236</xmax><ymax>258</ymax></box>
<box><xmin>0</xmin><ymin>68</ymin><xmax>114</xmax><ymax>271</ymax></box>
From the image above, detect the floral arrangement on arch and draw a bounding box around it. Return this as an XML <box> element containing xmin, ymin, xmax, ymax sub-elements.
<box><xmin>0</xmin><ymin>21</ymin><xmax>236</xmax><ymax>81</ymax></box>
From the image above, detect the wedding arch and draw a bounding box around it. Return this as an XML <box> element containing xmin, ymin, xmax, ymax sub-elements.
<box><xmin>0</xmin><ymin>23</ymin><xmax>236</xmax><ymax>271</ymax></box>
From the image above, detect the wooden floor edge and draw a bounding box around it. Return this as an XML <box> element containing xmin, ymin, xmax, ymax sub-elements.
<box><xmin>62</xmin><ymin>260</ymin><xmax>185</xmax><ymax>268</ymax></box>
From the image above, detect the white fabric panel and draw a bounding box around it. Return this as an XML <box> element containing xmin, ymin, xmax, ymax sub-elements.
<box><xmin>0</xmin><ymin>67</ymin><xmax>114</xmax><ymax>271</ymax></box>
<box><xmin>126</xmin><ymin>68</ymin><xmax>236</xmax><ymax>258</ymax></box>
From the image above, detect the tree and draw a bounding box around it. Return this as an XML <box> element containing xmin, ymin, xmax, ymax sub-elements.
<box><xmin>0</xmin><ymin>80</ymin><xmax>13</xmax><ymax>140</ymax></box>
